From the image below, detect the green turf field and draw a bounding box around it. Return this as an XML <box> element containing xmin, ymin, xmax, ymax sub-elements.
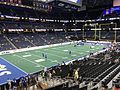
<box><xmin>0</xmin><ymin>43</ymin><xmax>105</xmax><ymax>74</ymax></box>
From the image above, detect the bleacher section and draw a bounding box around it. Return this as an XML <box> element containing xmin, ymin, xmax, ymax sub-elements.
<box><xmin>0</xmin><ymin>32</ymin><xmax>71</xmax><ymax>51</ymax></box>
<box><xmin>0</xmin><ymin>34</ymin><xmax>15</xmax><ymax>51</ymax></box>
<box><xmin>6</xmin><ymin>33</ymin><xmax>34</xmax><ymax>49</ymax></box>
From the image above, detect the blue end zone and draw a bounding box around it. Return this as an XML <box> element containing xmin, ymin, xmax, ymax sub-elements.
<box><xmin>0</xmin><ymin>58</ymin><xmax>27</xmax><ymax>85</ymax></box>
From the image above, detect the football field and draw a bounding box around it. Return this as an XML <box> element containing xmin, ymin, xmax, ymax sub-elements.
<box><xmin>0</xmin><ymin>43</ymin><xmax>108</xmax><ymax>85</ymax></box>
<box><xmin>0</xmin><ymin>43</ymin><xmax>107</xmax><ymax>84</ymax></box>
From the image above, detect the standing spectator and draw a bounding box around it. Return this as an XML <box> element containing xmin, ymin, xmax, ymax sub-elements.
<box><xmin>6</xmin><ymin>79</ymin><xmax>11</xmax><ymax>90</ymax></box>
<box><xmin>62</xmin><ymin>61</ymin><xmax>66</xmax><ymax>66</ymax></box>
<box><xmin>19</xmin><ymin>76</ymin><xmax>25</xmax><ymax>90</ymax></box>
<box><xmin>41</xmin><ymin>70</ymin><xmax>45</xmax><ymax>80</ymax></box>
<box><xmin>26</xmin><ymin>74</ymin><xmax>30</xmax><ymax>87</ymax></box>
<box><xmin>74</xmin><ymin>69</ymin><xmax>79</xmax><ymax>81</ymax></box>
<box><xmin>12</xmin><ymin>78</ymin><xmax>17</xmax><ymax>90</ymax></box>
<box><xmin>44</xmin><ymin>67</ymin><xmax>48</xmax><ymax>81</ymax></box>
<box><xmin>22</xmin><ymin>77</ymin><xmax>27</xmax><ymax>90</ymax></box>
<box><xmin>44</xmin><ymin>67</ymin><xmax>47</xmax><ymax>73</ymax></box>
<box><xmin>69</xmin><ymin>62</ymin><xmax>73</xmax><ymax>77</ymax></box>
<box><xmin>0</xmin><ymin>84</ymin><xmax>5</xmax><ymax>90</ymax></box>
<box><xmin>52</xmin><ymin>70</ymin><xmax>56</xmax><ymax>77</ymax></box>
<box><xmin>48</xmin><ymin>71</ymin><xmax>52</xmax><ymax>81</ymax></box>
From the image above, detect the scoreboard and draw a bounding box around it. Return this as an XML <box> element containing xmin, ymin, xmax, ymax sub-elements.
<box><xmin>0</xmin><ymin>0</ymin><xmax>52</xmax><ymax>11</ymax></box>
<box><xmin>33</xmin><ymin>0</ymin><xmax>52</xmax><ymax>11</ymax></box>
<box><xmin>113</xmin><ymin>0</ymin><xmax>120</xmax><ymax>6</ymax></box>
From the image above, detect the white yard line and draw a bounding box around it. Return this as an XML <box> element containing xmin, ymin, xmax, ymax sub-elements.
<box><xmin>14</xmin><ymin>54</ymin><xmax>45</xmax><ymax>67</ymax></box>
<box><xmin>34</xmin><ymin>50</ymin><xmax>66</xmax><ymax>59</ymax></box>
<box><xmin>50</xmin><ymin>47</ymin><xmax>85</xmax><ymax>55</ymax></box>
<box><xmin>22</xmin><ymin>52</ymin><xmax>61</xmax><ymax>64</ymax></box>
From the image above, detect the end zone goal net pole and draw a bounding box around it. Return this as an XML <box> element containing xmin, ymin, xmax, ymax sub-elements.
<box><xmin>99</xmin><ymin>23</ymin><xmax>117</xmax><ymax>42</ymax></box>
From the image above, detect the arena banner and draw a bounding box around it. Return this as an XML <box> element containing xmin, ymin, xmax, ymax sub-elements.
<box><xmin>0</xmin><ymin>58</ymin><xmax>27</xmax><ymax>85</ymax></box>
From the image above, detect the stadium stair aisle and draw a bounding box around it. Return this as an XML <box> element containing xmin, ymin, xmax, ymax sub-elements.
<box><xmin>21</xmin><ymin>34</ymin><xmax>36</xmax><ymax>47</ymax></box>
<box><xmin>4</xmin><ymin>35</ymin><xmax>18</xmax><ymax>49</ymax></box>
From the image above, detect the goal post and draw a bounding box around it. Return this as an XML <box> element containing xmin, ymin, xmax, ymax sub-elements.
<box><xmin>99</xmin><ymin>23</ymin><xmax>117</xmax><ymax>42</ymax></box>
<box><xmin>82</xmin><ymin>22</ymin><xmax>117</xmax><ymax>41</ymax></box>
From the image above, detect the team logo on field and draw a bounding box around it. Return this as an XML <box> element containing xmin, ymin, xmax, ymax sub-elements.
<box><xmin>0</xmin><ymin>64</ymin><xmax>6</xmax><ymax>71</ymax></box>
<box><xmin>0</xmin><ymin>64</ymin><xmax>12</xmax><ymax>76</ymax></box>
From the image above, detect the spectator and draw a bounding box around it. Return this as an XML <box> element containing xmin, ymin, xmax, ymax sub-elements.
<box><xmin>48</xmin><ymin>71</ymin><xmax>52</xmax><ymax>81</ymax></box>
<box><xmin>6</xmin><ymin>79</ymin><xmax>11</xmax><ymax>90</ymax></box>
<box><xmin>12</xmin><ymin>78</ymin><xmax>17</xmax><ymax>90</ymax></box>
<box><xmin>52</xmin><ymin>70</ymin><xmax>56</xmax><ymax>77</ymax></box>
<box><xmin>74</xmin><ymin>69</ymin><xmax>79</xmax><ymax>81</ymax></box>
<box><xmin>22</xmin><ymin>77</ymin><xmax>27</xmax><ymax>90</ymax></box>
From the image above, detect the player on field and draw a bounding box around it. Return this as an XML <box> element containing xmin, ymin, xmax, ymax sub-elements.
<box><xmin>74</xmin><ymin>44</ymin><xmax>77</xmax><ymax>47</ymax></box>
<box><xmin>69</xmin><ymin>51</ymin><xmax>72</xmax><ymax>55</ymax></box>
<box><xmin>45</xmin><ymin>54</ymin><xmax>47</xmax><ymax>60</ymax></box>
<box><xmin>42</xmin><ymin>53</ymin><xmax>44</xmax><ymax>57</ymax></box>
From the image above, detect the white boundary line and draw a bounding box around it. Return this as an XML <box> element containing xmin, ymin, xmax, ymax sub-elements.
<box><xmin>0</xmin><ymin>57</ymin><xmax>27</xmax><ymax>74</ymax></box>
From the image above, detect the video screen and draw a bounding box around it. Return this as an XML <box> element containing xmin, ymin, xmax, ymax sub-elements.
<box><xmin>113</xmin><ymin>0</ymin><xmax>120</xmax><ymax>6</ymax></box>
<box><xmin>68</xmin><ymin>0</ymin><xmax>81</xmax><ymax>3</ymax></box>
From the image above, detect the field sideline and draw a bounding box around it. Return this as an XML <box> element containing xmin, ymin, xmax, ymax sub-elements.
<box><xmin>0</xmin><ymin>43</ymin><xmax>106</xmax><ymax>74</ymax></box>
